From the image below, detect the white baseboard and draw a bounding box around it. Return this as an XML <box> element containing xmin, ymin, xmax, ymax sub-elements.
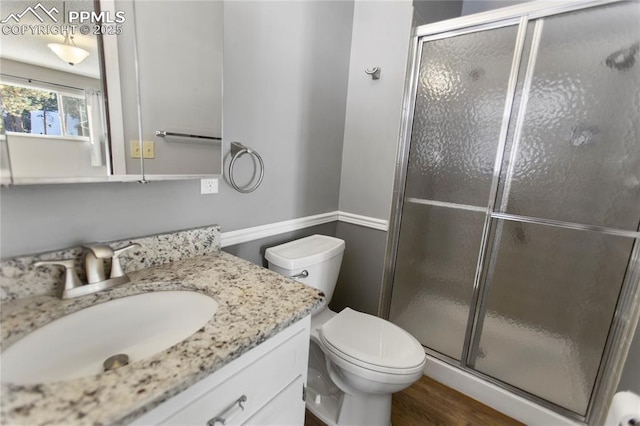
<box><xmin>220</xmin><ymin>211</ymin><xmax>388</xmax><ymax>247</ymax></box>
<box><xmin>424</xmin><ymin>356</ymin><xmax>582</xmax><ymax>426</ymax></box>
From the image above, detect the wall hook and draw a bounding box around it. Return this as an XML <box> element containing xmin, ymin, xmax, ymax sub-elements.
<box><xmin>365</xmin><ymin>67</ymin><xmax>381</xmax><ymax>80</ymax></box>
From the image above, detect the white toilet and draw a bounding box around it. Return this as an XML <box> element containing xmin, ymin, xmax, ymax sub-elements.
<box><xmin>266</xmin><ymin>234</ymin><xmax>426</xmax><ymax>426</ymax></box>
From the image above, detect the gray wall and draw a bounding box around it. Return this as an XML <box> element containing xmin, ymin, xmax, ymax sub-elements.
<box><xmin>0</xmin><ymin>1</ymin><xmax>354</xmax><ymax>259</ymax></box>
<box><xmin>414</xmin><ymin>0</ymin><xmax>463</xmax><ymax>25</ymax></box>
<box><xmin>337</xmin><ymin>0</ymin><xmax>413</xmax><ymax>222</ymax></box>
<box><xmin>332</xmin><ymin>222</ymin><xmax>388</xmax><ymax>316</ymax></box>
<box><xmin>224</xmin><ymin>222</ymin><xmax>337</xmax><ymax>267</ymax></box>
<box><xmin>461</xmin><ymin>0</ymin><xmax>533</xmax><ymax>16</ymax></box>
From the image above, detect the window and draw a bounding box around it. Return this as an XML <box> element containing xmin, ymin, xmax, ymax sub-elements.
<box><xmin>0</xmin><ymin>81</ymin><xmax>89</xmax><ymax>138</ymax></box>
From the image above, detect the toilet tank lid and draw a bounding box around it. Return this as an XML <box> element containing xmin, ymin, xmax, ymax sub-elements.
<box><xmin>265</xmin><ymin>235</ymin><xmax>345</xmax><ymax>269</ymax></box>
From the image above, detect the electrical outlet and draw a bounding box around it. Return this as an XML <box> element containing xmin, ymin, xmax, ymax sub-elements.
<box><xmin>143</xmin><ymin>141</ymin><xmax>155</xmax><ymax>159</ymax></box>
<box><xmin>130</xmin><ymin>141</ymin><xmax>141</xmax><ymax>159</ymax></box>
<box><xmin>200</xmin><ymin>178</ymin><xmax>218</xmax><ymax>194</ymax></box>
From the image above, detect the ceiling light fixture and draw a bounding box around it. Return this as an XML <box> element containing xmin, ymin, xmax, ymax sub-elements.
<box><xmin>47</xmin><ymin>34</ymin><xmax>89</xmax><ymax>66</ymax></box>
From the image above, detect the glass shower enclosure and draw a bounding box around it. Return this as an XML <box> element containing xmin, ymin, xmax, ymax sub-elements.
<box><xmin>384</xmin><ymin>0</ymin><xmax>640</xmax><ymax>423</ymax></box>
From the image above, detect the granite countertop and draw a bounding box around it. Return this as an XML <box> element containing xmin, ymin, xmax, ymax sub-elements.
<box><xmin>0</xmin><ymin>251</ymin><xmax>325</xmax><ymax>426</ymax></box>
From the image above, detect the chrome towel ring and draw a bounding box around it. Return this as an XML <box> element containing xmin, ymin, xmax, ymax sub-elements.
<box><xmin>228</xmin><ymin>142</ymin><xmax>264</xmax><ymax>193</ymax></box>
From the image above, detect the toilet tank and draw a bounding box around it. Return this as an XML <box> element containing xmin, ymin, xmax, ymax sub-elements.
<box><xmin>265</xmin><ymin>235</ymin><xmax>345</xmax><ymax>303</ymax></box>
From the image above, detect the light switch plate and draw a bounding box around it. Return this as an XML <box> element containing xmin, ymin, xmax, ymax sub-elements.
<box><xmin>143</xmin><ymin>141</ymin><xmax>155</xmax><ymax>159</ymax></box>
<box><xmin>200</xmin><ymin>178</ymin><xmax>218</xmax><ymax>194</ymax></box>
<box><xmin>130</xmin><ymin>141</ymin><xmax>141</xmax><ymax>159</ymax></box>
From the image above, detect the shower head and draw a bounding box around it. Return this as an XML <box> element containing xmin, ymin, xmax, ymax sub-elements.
<box><xmin>605</xmin><ymin>42</ymin><xmax>639</xmax><ymax>71</ymax></box>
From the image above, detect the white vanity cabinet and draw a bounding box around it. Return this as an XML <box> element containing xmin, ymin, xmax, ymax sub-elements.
<box><xmin>132</xmin><ymin>316</ymin><xmax>310</xmax><ymax>426</ymax></box>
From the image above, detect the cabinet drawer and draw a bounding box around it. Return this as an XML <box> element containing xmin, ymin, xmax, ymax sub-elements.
<box><xmin>243</xmin><ymin>376</ymin><xmax>305</xmax><ymax>425</ymax></box>
<box><xmin>160</xmin><ymin>328</ymin><xmax>307</xmax><ymax>425</ymax></box>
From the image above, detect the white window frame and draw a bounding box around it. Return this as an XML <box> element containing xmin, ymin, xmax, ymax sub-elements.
<box><xmin>1</xmin><ymin>76</ymin><xmax>90</xmax><ymax>142</ymax></box>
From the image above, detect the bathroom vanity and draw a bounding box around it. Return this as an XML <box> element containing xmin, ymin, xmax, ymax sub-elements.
<box><xmin>0</xmin><ymin>226</ymin><xmax>323</xmax><ymax>425</ymax></box>
<box><xmin>132</xmin><ymin>316</ymin><xmax>310</xmax><ymax>425</ymax></box>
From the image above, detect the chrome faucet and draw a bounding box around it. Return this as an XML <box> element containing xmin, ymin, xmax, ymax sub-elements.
<box><xmin>34</xmin><ymin>243</ymin><xmax>140</xmax><ymax>299</ymax></box>
<box><xmin>84</xmin><ymin>244</ymin><xmax>114</xmax><ymax>284</ymax></box>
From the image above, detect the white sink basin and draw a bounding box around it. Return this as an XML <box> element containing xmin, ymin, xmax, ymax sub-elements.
<box><xmin>1</xmin><ymin>291</ymin><xmax>218</xmax><ymax>384</ymax></box>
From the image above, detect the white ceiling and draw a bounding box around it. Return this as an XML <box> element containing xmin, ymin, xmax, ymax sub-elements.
<box><xmin>0</xmin><ymin>0</ymin><xmax>101</xmax><ymax>79</ymax></box>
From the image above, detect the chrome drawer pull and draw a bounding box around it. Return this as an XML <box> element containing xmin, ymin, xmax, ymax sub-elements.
<box><xmin>207</xmin><ymin>395</ymin><xmax>247</xmax><ymax>426</ymax></box>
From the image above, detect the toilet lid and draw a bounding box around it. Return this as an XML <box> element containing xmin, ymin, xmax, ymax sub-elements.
<box><xmin>319</xmin><ymin>308</ymin><xmax>425</xmax><ymax>371</ymax></box>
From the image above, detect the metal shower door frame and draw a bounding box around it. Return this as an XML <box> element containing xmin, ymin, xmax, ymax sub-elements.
<box><xmin>380</xmin><ymin>0</ymin><xmax>640</xmax><ymax>424</ymax></box>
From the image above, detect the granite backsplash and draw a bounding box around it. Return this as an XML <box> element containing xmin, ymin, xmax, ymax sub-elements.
<box><xmin>0</xmin><ymin>225</ymin><xmax>221</xmax><ymax>301</ymax></box>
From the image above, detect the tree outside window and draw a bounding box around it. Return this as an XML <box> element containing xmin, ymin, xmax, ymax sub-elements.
<box><xmin>0</xmin><ymin>83</ymin><xmax>89</xmax><ymax>138</ymax></box>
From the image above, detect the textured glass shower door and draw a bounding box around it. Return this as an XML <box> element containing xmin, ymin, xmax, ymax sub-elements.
<box><xmin>389</xmin><ymin>0</ymin><xmax>640</xmax><ymax>419</ymax></box>
<box><xmin>470</xmin><ymin>2</ymin><xmax>640</xmax><ymax>416</ymax></box>
<box><xmin>389</xmin><ymin>22</ymin><xmax>521</xmax><ymax>361</ymax></box>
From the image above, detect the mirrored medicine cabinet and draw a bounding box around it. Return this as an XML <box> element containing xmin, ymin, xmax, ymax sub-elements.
<box><xmin>0</xmin><ymin>0</ymin><xmax>223</xmax><ymax>185</ymax></box>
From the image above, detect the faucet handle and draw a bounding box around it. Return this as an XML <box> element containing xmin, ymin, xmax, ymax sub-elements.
<box><xmin>110</xmin><ymin>243</ymin><xmax>140</xmax><ymax>278</ymax></box>
<box><xmin>34</xmin><ymin>259</ymin><xmax>83</xmax><ymax>297</ymax></box>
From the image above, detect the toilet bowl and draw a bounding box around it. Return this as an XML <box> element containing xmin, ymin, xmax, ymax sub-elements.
<box><xmin>266</xmin><ymin>235</ymin><xmax>426</xmax><ymax>426</ymax></box>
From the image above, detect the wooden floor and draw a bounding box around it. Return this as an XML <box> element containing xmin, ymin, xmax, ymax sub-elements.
<box><xmin>304</xmin><ymin>375</ymin><xmax>524</xmax><ymax>426</ymax></box>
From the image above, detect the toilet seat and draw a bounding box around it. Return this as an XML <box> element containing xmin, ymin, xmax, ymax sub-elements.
<box><xmin>318</xmin><ymin>308</ymin><xmax>425</xmax><ymax>376</ymax></box>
